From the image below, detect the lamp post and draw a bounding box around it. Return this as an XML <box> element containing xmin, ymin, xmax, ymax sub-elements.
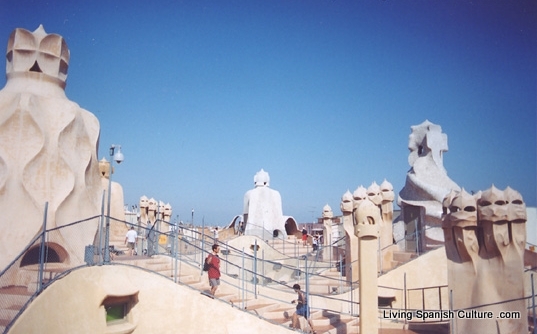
<box><xmin>104</xmin><ymin>144</ymin><xmax>124</xmax><ymax>264</ymax></box>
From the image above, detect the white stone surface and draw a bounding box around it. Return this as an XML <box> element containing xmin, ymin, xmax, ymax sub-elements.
<box><xmin>442</xmin><ymin>186</ymin><xmax>527</xmax><ymax>333</ymax></box>
<box><xmin>243</xmin><ymin>169</ymin><xmax>288</xmax><ymax>239</ymax></box>
<box><xmin>355</xmin><ymin>198</ymin><xmax>381</xmax><ymax>334</ymax></box>
<box><xmin>322</xmin><ymin>204</ymin><xmax>333</xmax><ymax>246</ymax></box>
<box><xmin>10</xmin><ymin>265</ymin><xmax>292</xmax><ymax>334</ymax></box>
<box><xmin>397</xmin><ymin>120</ymin><xmax>461</xmax><ymax>245</ymax></box>
<box><xmin>0</xmin><ymin>26</ymin><xmax>102</xmax><ymax>270</ymax></box>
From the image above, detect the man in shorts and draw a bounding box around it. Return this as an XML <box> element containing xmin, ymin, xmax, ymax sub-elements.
<box><xmin>291</xmin><ymin>284</ymin><xmax>315</xmax><ymax>333</ymax></box>
<box><xmin>206</xmin><ymin>244</ymin><xmax>221</xmax><ymax>296</ymax></box>
<box><xmin>124</xmin><ymin>226</ymin><xmax>138</xmax><ymax>256</ymax></box>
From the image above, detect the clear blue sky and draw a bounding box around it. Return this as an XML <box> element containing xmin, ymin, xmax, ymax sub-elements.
<box><xmin>1</xmin><ymin>0</ymin><xmax>535</xmax><ymax>225</ymax></box>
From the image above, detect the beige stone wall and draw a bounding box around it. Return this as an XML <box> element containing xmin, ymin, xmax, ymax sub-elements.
<box><xmin>378</xmin><ymin>247</ymin><xmax>449</xmax><ymax>311</ymax></box>
<box><xmin>0</xmin><ymin>26</ymin><xmax>102</xmax><ymax>271</ymax></box>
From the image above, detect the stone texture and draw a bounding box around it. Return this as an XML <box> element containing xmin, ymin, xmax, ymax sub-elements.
<box><xmin>9</xmin><ymin>265</ymin><xmax>292</xmax><ymax>334</ymax></box>
<box><xmin>0</xmin><ymin>26</ymin><xmax>101</xmax><ymax>270</ymax></box>
<box><xmin>243</xmin><ymin>169</ymin><xmax>288</xmax><ymax>239</ymax></box>
<box><xmin>442</xmin><ymin>186</ymin><xmax>527</xmax><ymax>333</ymax></box>
<box><xmin>322</xmin><ymin>204</ymin><xmax>333</xmax><ymax>247</ymax></box>
<box><xmin>342</xmin><ymin>180</ymin><xmax>396</xmax><ymax>281</ymax></box>
<box><xmin>354</xmin><ymin>198</ymin><xmax>381</xmax><ymax>334</ymax></box>
<box><xmin>341</xmin><ymin>189</ymin><xmax>357</xmax><ymax>282</ymax></box>
<box><xmin>398</xmin><ymin>120</ymin><xmax>461</xmax><ymax>249</ymax></box>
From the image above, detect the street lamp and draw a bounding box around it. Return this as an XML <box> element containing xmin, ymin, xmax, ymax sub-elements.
<box><xmin>104</xmin><ymin>144</ymin><xmax>124</xmax><ymax>264</ymax></box>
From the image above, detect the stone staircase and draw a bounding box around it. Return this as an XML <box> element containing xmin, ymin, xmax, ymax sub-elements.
<box><xmin>111</xmin><ymin>252</ymin><xmax>363</xmax><ymax>333</ymax></box>
<box><xmin>0</xmin><ymin>286</ymin><xmax>31</xmax><ymax>333</ymax></box>
<box><xmin>268</xmin><ymin>236</ymin><xmax>313</xmax><ymax>258</ymax></box>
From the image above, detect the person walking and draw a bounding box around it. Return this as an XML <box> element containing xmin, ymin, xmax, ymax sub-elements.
<box><xmin>206</xmin><ymin>244</ymin><xmax>221</xmax><ymax>296</ymax></box>
<box><xmin>124</xmin><ymin>226</ymin><xmax>138</xmax><ymax>256</ymax></box>
<box><xmin>291</xmin><ymin>284</ymin><xmax>315</xmax><ymax>333</ymax></box>
<box><xmin>301</xmin><ymin>227</ymin><xmax>308</xmax><ymax>246</ymax></box>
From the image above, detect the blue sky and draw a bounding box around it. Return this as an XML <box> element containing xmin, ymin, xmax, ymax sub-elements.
<box><xmin>1</xmin><ymin>0</ymin><xmax>535</xmax><ymax>225</ymax></box>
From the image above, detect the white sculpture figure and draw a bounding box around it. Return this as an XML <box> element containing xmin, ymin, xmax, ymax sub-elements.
<box><xmin>365</xmin><ymin>182</ymin><xmax>387</xmax><ymax>245</ymax></box>
<box><xmin>158</xmin><ymin>201</ymin><xmax>165</xmax><ymax>221</ymax></box>
<box><xmin>351</xmin><ymin>185</ymin><xmax>368</xmax><ymax>269</ymax></box>
<box><xmin>321</xmin><ymin>204</ymin><xmax>333</xmax><ymax>247</ymax></box>
<box><xmin>353</xmin><ymin>186</ymin><xmax>367</xmax><ymax>208</ymax></box>
<box><xmin>366</xmin><ymin>182</ymin><xmax>382</xmax><ymax>206</ymax></box>
<box><xmin>368</xmin><ymin>181</ymin><xmax>395</xmax><ymax>271</ymax></box>
<box><xmin>380</xmin><ymin>179</ymin><xmax>395</xmax><ymax>226</ymax></box>
<box><xmin>243</xmin><ymin>169</ymin><xmax>287</xmax><ymax>239</ymax></box>
<box><xmin>442</xmin><ymin>189</ymin><xmax>480</xmax><ymax>312</ymax></box>
<box><xmin>163</xmin><ymin>203</ymin><xmax>172</xmax><ymax>230</ymax></box>
<box><xmin>0</xmin><ymin>26</ymin><xmax>102</xmax><ymax>270</ymax></box>
<box><xmin>398</xmin><ymin>120</ymin><xmax>460</xmax><ymax>250</ymax></box>
<box><xmin>147</xmin><ymin>198</ymin><xmax>157</xmax><ymax>225</ymax></box>
<box><xmin>341</xmin><ymin>190</ymin><xmax>357</xmax><ymax>283</ymax></box>
<box><xmin>139</xmin><ymin>195</ymin><xmax>149</xmax><ymax>227</ymax></box>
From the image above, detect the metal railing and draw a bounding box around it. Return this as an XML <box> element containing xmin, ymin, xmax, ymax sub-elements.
<box><xmin>1</xmin><ymin>205</ymin><xmax>536</xmax><ymax>334</ymax></box>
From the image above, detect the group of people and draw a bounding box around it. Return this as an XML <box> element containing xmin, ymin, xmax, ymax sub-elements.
<box><xmin>301</xmin><ymin>227</ymin><xmax>323</xmax><ymax>251</ymax></box>
<box><xmin>203</xmin><ymin>243</ymin><xmax>315</xmax><ymax>332</ymax></box>
<box><xmin>129</xmin><ymin>224</ymin><xmax>316</xmax><ymax>332</ymax></box>
<box><xmin>124</xmin><ymin>222</ymin><xmax>158</xmax><ymax>257</ymax></box>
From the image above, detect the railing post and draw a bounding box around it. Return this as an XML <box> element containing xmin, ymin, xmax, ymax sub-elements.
<box><xmin>305</xmin><ymin>256</ymin><xmax>309</xmax><ymax>317</ymax></box>
<box><xmin>404</xmin><ymin>272</ymin><xmax>407</xmax><ymax>327</ymax></box>
<box><xmin>200</xmin><ymin>220</ymin><xmax>205</xmax><ymax>273</ymax></box>
<box><xmin>38</xmin><ymin>202</ymin><xmax>49</xmax><ymax>293</ymax></box>
<box><xmin>378</xmin><ymin>238</ymin><xmax>383</xmax><ymax>275</ymax></box>
<box><xmin>241</xmin><ymin>247</ymin><xmax>245</xmax><ymax>310</ymax></box>
<box><xmin>439</xmin><ymin>286</ymin><xmax>442</xmax><ymax>311</ymax></box>
<box><xmin>225</xmin><ymin>241</ymin><xmax>229</xmax><ymax>274</ymax></box>
<box><xmin>98</xmin><ymin>191</ymin><xmax>105</xmax><ymax>264</ymax></box>
<box><xmin>173</xmin><ymin>226</ymin><xmax>178</xmax><ymax>283</ymax></box>
<box><xmin>201</xmin><ymin>217</ymin><xmax>203</xmax><ymax>249</ymax></box>
<box><xmin>422</xmin><ymin>287</ymin><xmax>425</xmax><ymax>313</ymax></box>
<box><xmin>531</xmin><ymin>273</ymin><xmax>537</xmax><ymax>334</ymax></box>
<box><xmin>254</xmin><ymin>239</ymin><xmax>258</xmax><ymax>299</ymax></box>
<box><xmin>349</xmin><ymin>260</ymin><xmax>353</xmax><ymax>315</ymax></box>
<box><xmin>415</xmin><ymin>219</ymin><xmax>420</xmax><ymax>256</ymax></box>
<box><xmin>339</xmin><ymin>253</ymin><xmax>343</xmax><ymax>296</ymax></box>
<box><xmin>449</xmin><ymin>289</ymin><xmax>454</xmax><ymax>334</ymax></box>
<box><xmin>262</xmin><ymin>250</ymin><xmax>265</xmax><ymax>283</ymax></box>
<box><xmin>104</xmin><ymin>157</ymin><xmax>114</xmax><ymax>264</ymax></box>
<box><xmin>327</xmin><ymin>236</ymin><xmax>334</xmax><ymax>267</ymax></box>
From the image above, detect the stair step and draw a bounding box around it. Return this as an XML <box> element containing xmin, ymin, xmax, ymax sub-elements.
<box><xmin>0</xmin><ymin>286</ymin><xmax>33</xmax><ymax>333</ymax></box>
